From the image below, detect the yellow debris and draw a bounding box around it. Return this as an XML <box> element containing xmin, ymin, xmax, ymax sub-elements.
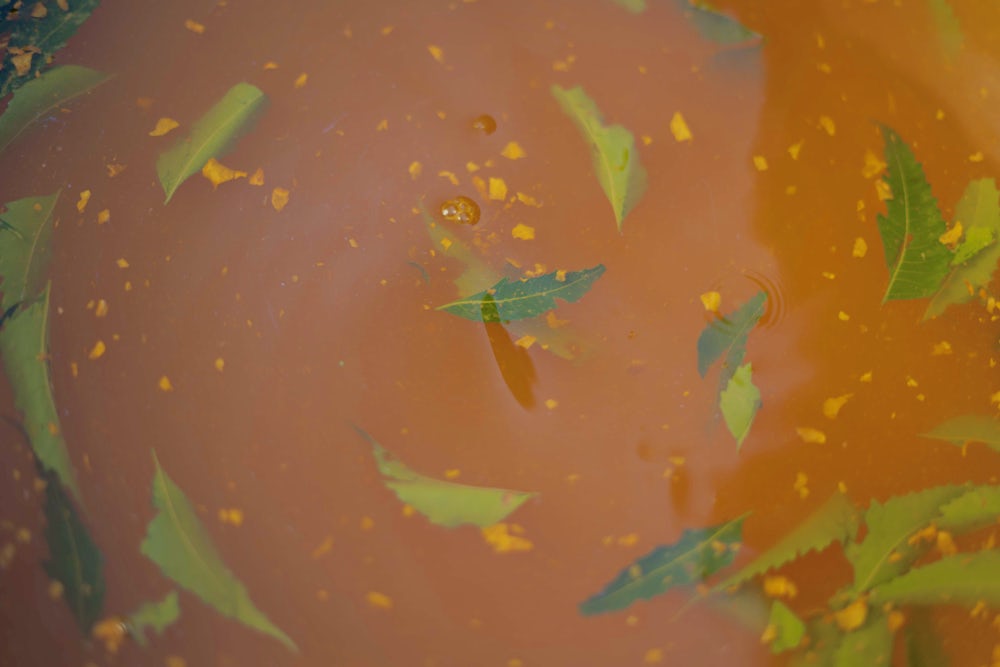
<box><xmin>837</xmin><ymin>311</ymin><xmax>850</xmax><ymax>321</ymax></box>
<box><xmin>271</xmin><ymin>187</ymin><xmax>290</xmax><ymax>211</ymax></box>
<box><xmin>876</xmin><ymin>179</ymin><xmax>893</xmax><ymax>201</ymax></box>
<box><xmin>294</xmin><ymin>72</ymin><xmax>308</xmax><ymax>89</ymax></box>
<box><xmin>752</xmin><ymin>155</ymin><xmax>768</xmax><ymax>171</ymax></box>
<box><xmin>859</xmin><ymin>371</ymin><xmax>873</xmax><ymax>383</ymax></box>
<box><xmin>787</xmin><ymin>141</ymin><xmax>803</xmax><ymax>160</ymax></box>
<box><xmin>248</xmin><ymin>168</ymin><xmax>265</xmax><ymax>186</ymax></box>
<box><xmin>516</xmin><ymin>192</ymin><xmax>541</xmax><ymax>207</ymax></box>
<box><xmin>158</xmin><ymin>376</ymin><xmax>174</xmax><ymax>392</ymax></box>
<box><xmin>408</xmin><ymin>161</ymin><xmax>422</xmax><ymax>180</ymax></box>
<box><xmin>184</xmin><ymin>19</ymin><xmax>205</xmax><ymax>34</ymax></box>
<box><xmin>763</xmin><ymin>575</ymin><xmax>798</xmax><ymax>598</ymax></box>
<box><xmin>214</xmin><ymin>357</ymin><xmax>225</xmax><ymax>372</ymax></box>
<box><xmin>939</xmin><ymin>222</ymin><xmax>963</xmax><ymax>248</ymax></box>
<box><xmin>700</xmin><ymin>291</ymin><xmax>721</xmax><ymax>313</ymax></box>
<box><xmin>511</xmin><ymin>223</ymin><xmax>535</xmax><ymax>240</ymax></box>
<box><xmin>822</xmin><ymin>394</ymin><xmax>852</xmax><ymax>419</ymax></box>
<box><xmin>833</xmin><ymin>598</ymin><xmax>868</xmax><ymax>631</ymax></box>
<box><xmin>796</xmin><ymin>427</ymin><xmax>826</xmax><ymax>444</ymax></box>
<box><xmin>670</xmin><ymin>111</ymin><xmax>693</xmax><ymax>142</ymax></box>
<box><xmin>545</xmin><ymin>399</ymin><xmax>558</xmax><ymax>410</ymax></box>
<box><xmin>201</xmin><ymin>158</ymin><xmax>247</xmax><ymax>189</ymax></box>
<box><xmin>515</xmin><ymin>335</ymin><xmax>536</xmax><ymax>349</ymax></box>
<box><xmin>94</xmin><ymin>300</ymin><xmax>109</xmax><ymax>318</ymax></box>
<box><xmin>793</xmin><ymin>472</ymin><xmax>809</xmax><ymax>499</ymax></box>
<box><xmin>818</xmin><ymin>115</ymin><xmax>836</xmax><ymax>136</ymax></box>
<box><xmin>148</xmin><ymin>117</ymin><xmax>180</xmax><ymax>137</ymax></box>
<box><xmin>76</xmin><ymin>190</ymin><xmax>91</xmax><ymax>213</ymax></box>
<box><xmin>501</xmin><ymin>141</ymin><xmax>527</xmax><ymax>159</ymax></box>
<box><xmin>861</xmin><ymin>150</ymin><xmax>886</xmax><ymax>179</ymax></box>
<box><xmin>88</xmin><ymin>341</ymin><xmax>106</xmax><ymax>360</ymax></box>
<box><xmin>852</xmin><ymin>237</ymin><xmax>868</xmax><ymax>258</ymax></box>
<box><xmin>116</xmin><ymin>258</ymin><xmax>129</xmax><ymax>269</ymax></box>
<box><xmin>366</xmin><ymin>591</ymin><xmax>394</xmax><ymax>609</ymax></box>
<box><xmin>643</xmin><ymin>648</ymin><xmax>664</xmax><ymax>664</ymax></box>
<box><xmin>932</xmin><ymin>341</ymin><xmax>952</xmax><ymax>356</ymax></box>
<box><xmin>481</xmin><ymin>523</ymin><xmax>534</xmax><ymax>553</ymax></box>
<box><xmin>427</xmin><ymin>44</ymin><xmax>445</xmax><ymax>63</ymax></box>
<box><xmin>444</xmin><ymin>469</ymin><xmax>461</xmax><ymax>479</ymax></box>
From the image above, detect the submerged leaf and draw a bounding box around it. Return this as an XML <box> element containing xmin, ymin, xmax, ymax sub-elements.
<box><xmin>870</xmin><ymin>550</ymin><xmax>1000</xmax><ymax>607</ymax></box>
<box><xmin>922</xmin><ymin>415</ymin><xmax>1000</xmax><ymax>453</ymax></box>
<box><xmin>765</xmin><ymin>600</ymin><xmax>805</xmax><ymax>654</ymax></box>
<box><xmin>0</xmin><ymin>66</ymin><xmax>110</xmax><ymax>154</ymax></box>
<box><xmin>935</xmin><ymin>484</ymin><xmax>1000</xmax><ymax>535</ymax></box>
<box><xmin>437</xmin><ymin>265</ymin><xmax>605</xmax><ymax>322</ymax></box>
<box><xmin>551</xmin><ymin>85</ymin><xmax>647</xmax><ymax>231</ymax></box>
<box><xmin>611</xmin><ymin>0</ymin><xmax>647</xmax><ymax>12</ymax></box>
<box><xmin>719</xmin><ymin>363</ymin><xmax>760</xmax><ymax>449</ymax></box>
<box><xmin>696</xmin><ymin>291</ymin><xmax>766</xmax><ymax>386</ymax></box>
<box><xmin>0</xmin><ymin>191</ymin><xmax>60</xmax><ymax>312</ymax></box>
<box><xmin>355</xmin><ymin>426</ymin><xmax>537</xmax><ymax>528</ymax></box>
<box><xmin>903</xmin><ymin>608</ymin><xmax>949</xmax><ymax>667</ymax></box>
<box><xmin>157</xmin><ymin>83</ymin><xmax>268</xmax><ymax>203</ymax></box>
<box><xmin>876</xmin><ymin>126</ymin><xmax>952</xmax><ymax>302</ymax></box>
<box><xmin>682</xmin><ymin>0</ymin><xmax>761</xmax><ymax>45</ymax></box>
<box><xmin>927</xmin><ymin>0</ymin><xmax>963</xmax><ymax>61</ymax></box>
<box><xmin>140</xmin><ymin>451</ymin><xmax>297</xmax><ymax>652</ymax></box>
<box><xmin>125</xmin><ymin>590</ymin><xmax>180</xmax><ymax>647</ymax></box>
<box><xmin>579</xmin><ymin>515</ymin><xmax>746</xmax><ymax>615</ymax></box>
<box><xmin>831</xmin><ymin>609</ymin><xmax>893</xmax><ymax>667</ymax></box>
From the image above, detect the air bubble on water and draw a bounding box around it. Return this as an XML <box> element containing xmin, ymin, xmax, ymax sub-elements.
<box><xmin>440</xmin><ymin>196</ymin><xmax>481</xmax><ymax>225</ymax></box>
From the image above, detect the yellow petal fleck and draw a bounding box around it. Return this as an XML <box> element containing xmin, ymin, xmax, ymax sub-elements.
<box><xmin>501</xmin><ymin>141</ymin><xmax>527</xmax><ymax>160</ymax></box>
<box><xmin>763</xmin><ymin>575</ymin><xmax>799</xmax><ymax>599</ymax></box>
<box><xmin>643</xmin><ymin>648</ymin><xmax>664</xmax><ymax>664</ymax></box>
<box><xmin>148</xmin><ymin>117</ymin><xmax>180</xmax><ymax>137</ymax></box>
<box><xmin>262</xmin><ymin>61</ymin><xmax>279</xmax><ymax>70</ymax></box>
<box><xmin>11</xmin><ymin>52</ymin><xmax>33</xmax><ymax>77</ymax></box>
<box><xmin>97</xmin><ymin>209</ymin><xmax>110</xmax><ymax>225</ymax></box>
<box><xmin>641</xmin><ymin>135</ymin><xmax>653</xmax><ymax>146</ymax></box>
<box><xmin>88</xmin><ymin>340</ymin><xmax>106</xmax><ymax>360</ymax></box>
<box><xmin>376</xmin><ymin>119</ymin><xmax>388</xmax><ymax>131</ymax></box>
<box><xmin>201</xmin><ymin>158</ymin><xmax>247</xmax><ymax>189</ymax></box>
<box><xmin>752</xmin><ymin>155</ymin><xmax>768</xmax><ymax>171</ymax></box>
<box><xmin>837</xmin><ymin>311</ymin><xmax>850</xmax><ymax>321</ymax></box>
<box><xmin>887</xmin><ymin>610</ymin><xmax>906</xmax><ymax>633</ymax></box>
<box><xmin>700</xmin><ymin>291</ymin><xmax>721</xmax><ymax>313</ymax></box>
<box><xmin>294</xmin><ymin>72</ymin><xmax>308</xmax><ymax>89</ymax></box>
<box><xmin>443</xmin><ymin>469</ymin><xmax>461</xmax><ymax>479</ymax></box>
<box><xmin>545</xmin><ymin>399</ymin><xmax>558</xmax><ymax>410</ymax></box>
<box><xmin>936</xmin><ymin>531</ymin><xmax>957</xmax><ymax>555</ymax></box>
<box><xmin>787</xmin><ymin>141</ymin><xmax>803</xmax><ymax>160</ymax></box>
<box><xmin>408</xmin><ymin>161</ymin><xmax>422</xmax><ymax>180</ymax></box>
<box><xmin>516</xmin><ymin>192</ymin><xmax>541</xmax><ymax>207</ymax></box>
<box><xmin>760</xmin><ymin>624</ymin><xmax>778</xmax><ymax>646</ymax></box>
<box><xmin>91</xmin><ymin>617</ymin><xmax>128</xmax><ymax>654</ymax></box>
<box><xmin>366</xmin><ymin>591</ymin><xmax>394</xmax><ymax>609</ymax></box>
<box><xmin>105</xmin><ymin>162</ymin><xmax>126</xmax><ymax>178</ymax></box>
<box><xmin>360</xmin><ymin>516</ymin><xmax>375</xmax><ymax>530</ymax></box>
<box><xmin>246</xmin><ymin>168</ymin><xmax>265</xmax><ymax>187</ymax></box>
<box><xmin>822</xmin><ymin>394</ymin><xmax>853</xmax><ymax>419</ymax></box>
<box><xmin>271</xmin><ymin>187</ymin><xmax>290</xmax><ymax>211</ymax></box>
<box><xmin>471</xmin><ymin>175</ymin><xmax>488</xmax><ymax>199</ymax></box>
<box><xmin>158</xmin><ymin>376</ymin><xmax>174</xmax><ymax>392</ymax></box>
<box><xmin>427</xmin><ymin>44</ymin><xmax>445</xmax><ymax>63</ymax></box>
<box><xmin>488</xmin><ymin>177</ymin><xmax>508</xmax><ymax>201</ymax></box>
<box><xmin>214</xmin><ymin>357</ymin><xmax>225</xmax><ymax>372</ymax></box>
<box><xmin>939</xmin><ymin>222</ymin><xmax>963</xmax><ymax>248</ymax></box>
<box><xmin>94</xmin><ymin>299</ymin><xmax>109</xmax><ymax>318</ymax></box>
<box><xmin>380</xmin><ymin>25</ymin><xmax>394</xmax><ymax>36</ymax></box>
<box><xmin>861</xmin><ymin>149</ymin><xmax>886</xmax><ymax>179</ymax></box>
<box><xmin>796</xmin><ymin>427</ymin><xmax>827</xmax><ymax>444</ymax></box>
<box><xmin>438</xmin><ymin>170</ymin><xmax>459</xmax><ymax>185</ymax></box>
<box><xmin>932</xmin><ymin>341</ymin><xmax>952</xmax><ymax>356</ymax></box>
<box><xmin>481</xmin><ymin>523</ymin><xmax>534</xmax><ymax>553</ymax></box>
<box><xmin>969</xmin><ymin>151</ymin><xmax>985</xmax><ymax>163</ymax></box>
<box><xmin>76</xmin><ymin>190</ymin><xmax>91</xmax><ymax>213</ymax></box>
<box><xmin>515</xmin><ymin>335</ymin><xmax>536</xmax><ymax>349</ymax></box>
<box><xmin>184</xmin><ymin>19</ymin><xmax>205</xmax><ymax>34</ymax></box>
<box><xmin>875</xmin><ymin>179</ymin><xmax>893</xmax><ymax>201</ymax></box>
<box><xmin>859</xmin><ymin>371</ymin><xmax>873</xmax><ymax>383</ymax></box>
<box><xmin>852</xmin><ymin>237</ymin><xmax>868</xmax><ymax>258</ymax></box>
<box><xmin>834</xmin><ymin>599</ymin><xmax>868</xmax><ymax>631</ymax></box>
<box><xmin>670</xmin><ymin>111</ymin><xmax>692</xmax><ymax>142</ymax></box>
<box><xmin>31</xmin><ymin>3</ymin><xmax>47</xmax><ymax>18</ymax></box>
<box><xmin>511</xmin><ymin>223</ymin><xmax>535</xmax><ymax>240</ymax></box>
<box><xmin>165</xmin><ymin>657</ymin><xmax>187</xmax><ymax>667</ymax></box>
<box><xmin>906</xmin><ymin>376</ymin><xmax>919</xmax><ymax>388</ymax></box>
<box><xmin>819</xmin><ymin>115</ymin><xmax>836</xmax><ymax>136</ymax></box>
<box><xmin>793</xmin><ymin>472</ymin><xmax>809</xmax><ymax>499</ymax></box>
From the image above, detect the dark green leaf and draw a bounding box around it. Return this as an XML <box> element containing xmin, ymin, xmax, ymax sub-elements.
<box><xmin>157</xmin><ymin>83</ymin><xmax>268</xmax><ymax>203</ymax></box>
<box><xmin>789</xmin><ymin>616</ymin><xmax>841</xmax><ymax>667</ymax></box>
<box><xmin>41</xmin><ymin>466</ymin><xmax>103</xmax><ymax>634</ymax></box>
<box><xmin>922</xmin><ymin>415</ymin><xmax>1000</xmax><ymax>454</ymax></box>
<box><xmin>579</xmin><ymin>515</ymin><xmax>747</xmax><ymax>615</ymax></box>
<box><xmin>140</xmin><ymin>451</ymin><xmax>297</xmax><ymax>652</ymax></box>
<box><xmin>0</xmin><ymin>66</ymin><xmax>110</xmax><ymax>154</ymax></box>
<box><xmin>0</xmin><ymin>191</ymin><xmax>60</xmax><ymax>312</ymax></box>
<box><xmin>125</xmin><ymin>590</ymin><xmax>180</xmax><ymax>648</ymax></box>
<box><xmin>903</xmin><ymin>608</ymin><xmax>950</xmax><ymax>667</ymax></box>
<box><xmin>719</xmin><ymin>362</ymin><xmax>760</xmax><ymax>449</ymax></box>
<box><xmin>870</xmin><ymin>550</ymin><xmax>1000</xmax><ymax>607</ymax></box>
<box><xmin>876</xmin><ymin>126</ymin><xmax>952</xmax><ymax>302</ymax></box>
<box><xmin>551</xmin><ymin>85</ymin><xmax>647</xmax><ymax>231</ymax></box>
<box><xmin>696</xmin><ymin>291</ymin><xmax>766</xmax><ymax>384</ymax></box>
<box><xmin>936</xmin><ymin>485</ymin><xmax>1000</xmax><ymax>535</ymax></box>
<box><xmin>437</xmin><ymin>265</ymin><xmax>605</xmax><ymax>323</ymax></box>
<box><xmin>682</xmin><ymin>0</ymin><xmax>761</xmax><ymax>44</ymax></box>
<box><xmin>0</xmin><ymin>286</ymin><xmax>81</xmax><ymax>500</ymax></box>
<box><xmin>832</xmin><ymin>609</ymin><xmax>893</xmax><ymax>667</ymax></box>
<box><xmin>355</xmin><ymin>426</ymin><xmax>536</xmax><ymax>528</ymax></box>
<box><xmin>766</xmin><ymin>600</ymin><xmax>805</xmax><ymax>654</ymax></box>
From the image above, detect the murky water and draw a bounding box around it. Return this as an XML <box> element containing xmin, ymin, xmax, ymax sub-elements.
<box><xmin>2</xmin><ymin>0</ymin><xmax>1000</xmax><ymax>665</ymax></box>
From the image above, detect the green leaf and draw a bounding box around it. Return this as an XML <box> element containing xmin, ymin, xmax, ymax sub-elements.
<box><xmin>927</xmin><ymin>0</ymin><xmax>963</xmax><ymax>61</ymax></box>
<box><xmin>0</xmin><ymin>0</ymin><xmax>101</xmax><ymax>100</ymax></box>
<box><xmin>925</xmin><ymin>179</ymin><xmax>1000</xmax><ymax>318</ymax></box>
<box><xmin>550</xmin><ymin>85</ymin><xmax>647</xmax><ymax>231</ymax></box>
<box><xmin>903</xmin><ymin>608</ymin><xmax>950</xmax><ymax>667</ymax></box>
<box><xmin>355</xmin><ymin>426</ymin><xmax>536</xmax><ymax>528</ymax></box>
<box><xmin>0</xmin><ymin>286</ymin><xmax>81</xmax><ymax>501</ymax></box>
<box><xmin>936</xmin><ymin>485</ymin><xmax>1000</xmax><ymax>535</ymax></box>
<box><xmin>847</xmin><ymin>485</ymin><xmax>968</xmax><ymax>593</ymax></box>
<box><xmin>0</xmin><ymin>191</ymin><xmax>60</xmax><ymax>312</ymax></box>
<box><xmin>719</xmin><ymin>362</ymin><xmax>760</xmax><ymax>449</ymax></box>
<box><xmin>870</xmin><ymin>550</ymin><xmax>1000</xmax><ymax>607</ymax></box>
<box><xmin>718</xmin><ymin>491</ymin><xmax>859</xmax><ymax>590</ymax></box>
<box><xmin>789</xmin><ymin>617</ymin><xmax>841</xmax><ymax>667</ymax></box>
<box><xmin>156</xmin><ymin>83</ymin><xmax>268</xmax><ymax>204</ymax></box>
<box><xmin>766</xmin><ymin>600</ymin><xmax>805</xmax><ymax>654</ymax></box>
<box><xmin>0</xmin><ymin>66</ymin><xmax>110</xmax><ymax>155</ymax></box>
<box><xmin>140</xmin><ymin>451</ymin><xmax>297</xmax><ymax>652</ymax></box>
<box><xmin>125</xmin><ymin>590</ymin><xmax>180</xmax><ymax>648</ymax></box>
<box><xmin>611</xmin><ymin>0</ymin><xmax>646</xmax><ymax>12</ymax></box>
<box><xmin>41</xmin><ymin>466</ymin><xmax>103</xmax><ymax>634</ymax></box>
<box><xmin>922</xmin><ymin>415</ymin><xmax>1000</xmax><ymax>454</ymax></box>
<box><xmin>696</xmin><ymin>291</ymin><xmax>766</xmax><ymax>386</ymax></box>
<box><xmin>682</xmin><ymin>0</ymin><xmax>761</xmax><ymax>44</ymax></box>
<box><xmin>437</xmin><ymin>265</ymin><xmax>605</xmax><ymax>323</ymax></box>
<box><xmin>832</xmin><ymin>609</ymin><xmax>893</xmax><ymax>667</ymax></box>
<box><xmin>579</xmin><ymin>515</ymin><xmax>747</xmax><ymax>615</ymax></box>
<box><xmin>876</xmin><ymin>126</ymin><xmax>952</xmax><ymax>302</ymax></box>
<box><xmin>950</xmin><ymin>226</ymin><xmax>994</xmax><ymax>266</ymax></box>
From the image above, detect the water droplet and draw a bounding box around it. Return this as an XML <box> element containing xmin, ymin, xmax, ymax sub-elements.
<box><xmin>440</xmin><ymin>196</ymin><xmax>481</xmax><ymax>225</ymax></box>
<box><xmin>472</xmin><ymin>114</ymin><xmax>497</xmax><ymax>135</ymax></box>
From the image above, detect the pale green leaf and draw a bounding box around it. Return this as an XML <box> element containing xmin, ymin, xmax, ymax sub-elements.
<box><xmin>355</xmin><ymin>426</ymin><xmax>536</xmax><ymax>528</ymax></box>
<box><xmin>936</xmin><ymin>485</ymin><xmax>1000</xmax><ymax>535</ymax></box>
<box><xmin>718</xmin><ymin>491</ymin><xmax>859</xmax><ymax>590</ymax></box>
<box><xmin>950</xmin><ymin>226</ymin><xmax>994</xmax><ymax>266</ymax></box>
<box><xmin>140</xmin><ymin>451</ymin><xmax>297</xmax><ymax>652</ymax></box>
<box><xmin>0</xmin><ymin>66</ymin><xmax>111</xmax><ymax>154</ymax></box>
<box><xmin>683</xmin><ymin>0</ymin><xmax>761</xmax><ymax>44</ymax></box>
<box><xmin>157</xmin><ymin>83</ymin><xmax>268</xmax><ymax>204</ymax></box>
<box><xmin>437</xmin><ymin>265</ymin><xmax>605</xmax><ymax>322</ymax></box>
<box><xmin>876</xmin><ymin>126</ymin><xmax>952</xmax><ymax>302</ymax></box>
<box><xmin>611</xmin><ymin>0</ymin><xmax>646</xmax><ymax>12</ymax></box>
<box><xmin>766</xmin><ymin>600</ymin><xmax>805</xmax><ymax>654</ymax></box>
<box><xmin>579</xmin><ymin>515</ymin><xmax>746</xmax><ymax>615</ymax></box>
<box><xmin>870</xmin><ymin>550</ymin><xmax>1000</xmax><ymax>607</ymax></box>
<box><xmin>847</xmin><ymin>485</ymin><xmax>968</xmax><ymax>593</ymax></box>
<box><xmin>927</xmin><ymin>0</ymin><xmax>963</xmax><ymax>61</ymax></box>
<box><xmin>922</xmin><ymin>415</ymin><xmax>1000</xmax><ymax>454</ymax></box>
<box><xmin>126</xmin><ymin>590</ymin><xmax>180</xmax><ymax>647</ymax></box>
<box><xmin>696</xmin><ymin>291</ymin><xmax>766</xmax><ymax>387</ymax></box>
<box><xmin>551</xmin><ymin>85</ymin><xmax>647</xmax><ymax>231</ymax></box>
<box><xmin>925</xmin><ymin>179</ymin><xmax>1000</xmax><ymax>318</ymax></box>
<box><xmin>0</xmin><ymin>191</ymin><xmax>60</xmax><ymax>312</ymax></box>
<box><xmin>789</xmin><ymin>617</ymin><xmax>841</xmax><ymax>667</ymax></box>
<box><xmin>832</xmin><ymin>609</ymin><xmax>893</xmax><ymax>667</ymax></box>
<box><xmin>0</xmin><ymin>286</ymin><xmax>81</xmax><ymax>501</ymax></box>
<box><xmin>719</xmin><ymin>363</ymin><xmax>760</xmax><ymax>449</ymax></box>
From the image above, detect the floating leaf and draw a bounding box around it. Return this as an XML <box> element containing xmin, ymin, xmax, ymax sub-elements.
<box><xmin>611</xmin><ymin>0</ymin><xmax>646</xmax><ymax>12</ymax></box>
<box><xmin>925</xmin><ymin>179</ymin><xmax>1000</xmax><ymax>318</ymax></box>
<box><xmin>922</xmin><ymin>415</ymin><xmax>1000</xmax><ymax>454</ymax></box>
<box><xmin>550</xmin><ymin>85</ymin><xmax>647</xmax><ymax>231</ymax></box>
<box><xmin>927</xmin><ymin>0</ymin><xmax>963</xmax><ymax>61</ymax></box>
<box><xmin>579</xmin><ymin>515</ymin><xmax>746</xmax><ymax>615</ymax></box>
<box><xmin>831</xmin><ymin>609</ymin><xmax>893</xmax><ymax>667</ymax></box>
<box><xmin>950</xmin><ymin>227</ymin><xmax>994</xmax><ymax>266</ymax></box>
<box><xmin>870</xmin><ymin>550</ymin><xmax>1000</xmax><ymax>607</ymax></box>
<box><xmin>0</xmin><ymin>66</ymin><xmax>111</xmax><ymax>154</ymax></box>
<box><xmin>140</xmin><ymin>451</ymin><xmax>297</xmax><ymax>652</ymax></box>
<box><xmin>41</xmin><ymin>466</ymin><xmax>103</xmax><ymax>634</ymax></box>
<box><xmin>876</xmin><ymin>126</ymin><xmax>952</xmax><ymax>302</ymax></box>
<box><xmin>125</xmin><ymin>590</ymin><xmax>180</xmax><ymax>647</ymax></box>
<box><xmin>719</xmin><ymin>363</ymin><xmax>760</xmax><ymax>449</ymax></box>
<box><xmin>935</xmin><ymin>484</ymin><xmax>1000</xmax><ymax>535</ymax></box>
<box><xmin>902</xmin><ymin>608</ymin><xmax>950</xmax><ymax>667</ymax></box>
<box><xmin>846</xmin><ymin>485</ymin><xmax>967</xmax><ymax>593</ymax></box>
<box><xmin>718</xmin><ymin>491</ymin><xmax>859</xmax><ymax>591</ymax></box>
<box><xmin>682</xmin><ymin>0</ymin><xmax>761</xmax><ymax>45</ymax></box>
<box><xmin>156</xmin><ymin>83</ymin><xmax>268</xmax><ymax>203</ymax></box>
<box><xmin>437</xmin><ymin>265</ymin><xmax>605</xmax><ymax>323</ymax></box>
<box><xmin>355</xmin><ymin>426</ymin><xmax>536</xmax><ymax>528</ymax></box>
<box><xmin>789</xmin><ymin>617</ymin><xmax>842</xmax><ymax>667</ymax></box>
<box><xmin>696</xmin><ymin>291</ymin><xmax>766</xmax><ymax>388</ymax></box>
<box><xmin>764</xmin><ymin>600</ymin><xmax>805</xmax><ymax>654</ymax></box>
<box><xmin>0</xmin><ymin>286</ymin><xmax>81</xmax><ymax>500</ymax></box>
<box><xmin>0</xmin><ymin>191</ymin><xmax>60</xmax><ymax>312</ymax></box>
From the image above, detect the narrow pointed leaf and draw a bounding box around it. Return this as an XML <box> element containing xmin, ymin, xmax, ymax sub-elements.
<box><xmin>927</xmin><ymin>0</ymin><xmax>963</xmax><ymax>61</ymax></box>
<box><xmin>683</xmin><ymin>0</ymin><xmax>761</xmax><ymax>44</ymax></box>
<box><xmin>935</xmin><ymin>485</ymin><xmax>1000</xmax><ymax>535</ymax></box>
<box><xmin>551</xmin><ymin>85</ymin><xmax>647</xmax><ymax>231</ymax></box>
<box><xmin>0</xmin><ymin>191</ymin><xmax>60</xmax><ymax>312</ymax></box>
<box><xmin>140</xmin><ymin>451</ymin><xmax>297</xmax><ymax>652</ymax></box>
<box><xmin>925</xmin><ymin>179</ymin><xmax>1000</xmax><ymax>318</ymax></box>
<box><xmin>125</xmin><ymin>590</ymin><xmax>180</xmax><ymax>647</ymax></box>
<box><xmin>355</xmin><ymin>426</ymin><xmax>536</xmax><ymax>528</ymax></box>
<box><xmin>922</xmin><ymin>415</ymin><xmax>1000</xmax><ymax>454</ymax></box>
<box><xmin>696</xmin><ymin>291</ymin><xmax>766</xmax><ymax>382</ymax></box>
<box><xmin>832</xmin><ymin>610</ymin><xmax>893</xmax><ymax>667</ymax></box>
<box><xmin>718</xmin><ymin>491</ymin><xmax>859</xmax><ymax>590</ymax></box>
<box><xmin>437</xmin><ymin>265</ymin><xmax>605</xmax><ymax>322</ymax></box>
<box><xmin>0</xmin><ymin>67</ymin><xmax>111</xmax><ymax>154</ymax></box>
<box><xmin>157</xmin><ymin>83</ymin><xmax>267</xmax><ymax>203</ymax></box>
<box><xmin>719</xmin><ymin>362</ymin><xmax>760</xmax><ymax>449</ymax></box>
<box><xmin>870</xmin><ymin>550</ymin><xmax>1000</xmax><ymax>607</ymax></box>
<box><xmin>876</xmin><ymin>126</ymin><xmax>952</xmax><ymax>302</ymax></box>
<box><xmin>41</xmin><ymin>467</ymin><xmax>103</xmax><ymax>634</ymax></box>
<box><xmin>789</xmin><ymin>616</ymin><xmax>841</xmax><ymax>667</ymax></box>
<box><xmin>0</xmin><ymin>286</ymin><xmax>81</xmax><ymax>500</ymax></box>
<box><xmin>950</xmin><ymin>226</ymin><xmax>994</xmax><ymax>266</ymax></box>
<box><xmin>903</xmin><ymin>608</ymin><xmax>950</xmax><ymax>667</ymax></box>
<box><xmin>579</xmin><ymin>515</ymin><xmax>747</xmax><ymax>615</ymax></box>
<box><xmin>766</xmin><ymin>600</ymin><xmax>805</xmax><ymax>654</ymax></box>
